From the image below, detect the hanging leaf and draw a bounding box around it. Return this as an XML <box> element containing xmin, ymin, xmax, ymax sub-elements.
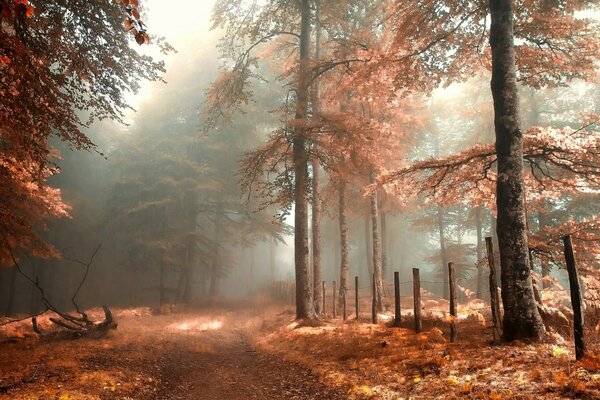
<box><xmin>135</xmin><ymin>31</ymin><xmax>149</xmax><ymax>45</ymax></box>
<box><xmin>124</xmin><ymin>18</ymin><xmax>133</xmax><ymax>30</ymax></box>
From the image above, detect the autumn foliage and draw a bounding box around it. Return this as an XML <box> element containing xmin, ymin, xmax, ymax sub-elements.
<box><xmin>0</xmin><ymin>0</ymin><xmax>165</xmax><ymax>262</ymax></box>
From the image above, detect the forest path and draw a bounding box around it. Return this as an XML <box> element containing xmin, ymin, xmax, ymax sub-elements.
<box><xmin>0</xmin><ymin>305</ymin><xmax>346</xmax><ymax>399</ymax></box>
<box><xmin>152</xmin><ymin>308</ymin><xmax>347</xmax><ymax>399</ymax></box>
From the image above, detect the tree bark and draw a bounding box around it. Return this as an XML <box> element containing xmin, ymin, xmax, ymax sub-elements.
<box><xmin>311</xmin><ymin>3</ymin><xmax>323</xmax><ymax>314</ymax></box>
<box><xmin>538</xmin><ymin>209</ymin><xmax>550</xmax><ymax>288</ymax></box>
<box><xmin>475</xmin><ymin>206</ymin><xmax>484</xmax><ymax>299</ymax></box>
<box><xmin>364</xmin><ymin>217</ymin><xmax>374</xmax><ymax>284</ymax></box>
<box><xmin>437</xmin><ymin>207</ymin><xmax>449</xmax><ymax>299</ymax></box>
<box><xmin>489</xmin><ymin>0</ymin><xmax>545</xmax><ymax>341</ymax></box>
<box><xmin>370</xmin><ymin>173</ymin><xmax>384</xmax><ymax>312</ymax></box>
<box><xmin>338</xmin><ymin>182</ymin><xmax>350</xmax><ymax>312</ymax></box>
<box><xmin>292</xmin><ymin>0</ymin><xmax>315</xmax><ymax>320</ymax></box>
<box><xmin>381</xmin><ymin>212</ymin><xmax>389</xmax><ymax>281</ymax></box>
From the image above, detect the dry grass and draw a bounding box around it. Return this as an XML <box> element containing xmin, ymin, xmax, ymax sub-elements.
<box><xmin>254</xmin><ymin>311</ymin><xmax>600</xmax><ymax>399</ymax></box>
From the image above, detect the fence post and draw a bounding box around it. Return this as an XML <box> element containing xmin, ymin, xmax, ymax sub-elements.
<box><xmin>394</xmin><ymin>271</ymin><xmax>401</xmax><ymax>327</ymax></box>
<box><xmin>372</xmin><ymin>273</ymin><xmax>377</xmax><ymax>324</ymax></box>
<box><xmin>322</xmin><ymin>281</ymin><xmax>326</xmax><ymax>314</ymax></box>
<box><xmin>448</xmin><ymin>262</ymin><xmax>457</xmax><ymax>342</ymax></box>
<box><xmin>413</xmin><ymin>268</ymin><xmax>422</xmax><ymax>333</ymax></box>
<box><xmin>564</xmin><ymin>234</ymin><xmax>585</xmax><ymax>360</ymax></box>
<box><xmin>333</xmin><ymin>281</ymin><xmax>337</xmax><ymax>318</ymax></box>
<box><xmin>355</xmin><ymin>276</ymin><xmax>359</xmax><ymax>320</ymax></box>
<box><xmin>343</xmin><ymin>288</ymin><xmax>347</xmax><ymax>321</ymax></box>
<box><xmin>485</xmin><ymin>237</ymin><xmax>502</xmax><ymax>343</ymax></box>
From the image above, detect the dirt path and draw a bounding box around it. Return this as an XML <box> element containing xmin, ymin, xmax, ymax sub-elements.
<box><xmin>152</xmin><ymin>313</ymin><xmax>346</xmax><ymax>400</ymax></box>
<box><xmin>0</xmin><ymin>307</ymin><xmax>347</xmax><ymax>399</ymax></box>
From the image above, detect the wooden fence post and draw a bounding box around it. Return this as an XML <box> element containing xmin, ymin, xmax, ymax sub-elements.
<box><xmin>333</xmin><ymin>281</ymin><xmax>337</xmax><ymax>318</ymax></box>
<box><xmin>322</xmin><ymin>281</ymin><xmax>326</xmax><ymax>314</ymax></box>
<box><xmin>448</xmin><ymin>262</ymin><xmax>457</xmax><ymax>342</ymax></box>
<box><xmin>413</xmin><ymin>268</ymin><xmax>421</xmax><ymax>333</ymax></box>
<box><xmin>485</xmin><ymin>237</ymin><xmax>502</xmax><ymax>343</ymax></box>
<box><xmin>372</xmin><ymin>273</ymin><xmax>377</xmax><ymax>324</ymax></box>
<box><xmin>355</xmin><ymin>276</ymin><xmax>359</xmax><ymax>320</ymax></box>
<box><xmin>343</xmin><ymin>288</ymin><xmax>347</xmax><ymax>321</ymax></box>
<box><xmin>564</xmin><ymin>234</ymin><xmax>585</xmax><ymax>360</ymax></box>
<box><xmin>394</xmin><ymin>271</ymin><xmax>401</xmax><ymax>327</ymax></box>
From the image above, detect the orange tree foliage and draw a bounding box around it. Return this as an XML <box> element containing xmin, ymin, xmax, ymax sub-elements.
<box><xmin>0</xmin><ymin>0</ymin><xmax>168</xmax><ymax>263</ymax></box>
<box><xmin>377</xmin><ymin>121</ymin><xmax>600</xmax><ymax>268</ymax></box>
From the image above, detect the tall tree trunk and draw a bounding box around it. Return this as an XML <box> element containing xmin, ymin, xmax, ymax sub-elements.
<box><xmin>381</xmin><ymin>212</ymin><xmax>389</xmax><ymax>282</ymax></box>
<box><xmin>338</xmin><ymin>182</ymin><xmax>350</xmax><ymax>311</ymax></box>
<box><xmin>312</xmin><ymin>158</ymin><xmax>323</xmax><ymax>313</ymax></box>
<box><xmin>475</xmin><ymin>206</ymin><xmax>485</xmax><ymax>299</ymax></box>
<box><xmin>292</xmin><ymin>0</ymin><xmax>315</xmax><ymax>320</ymax></box>
<box><xmin>364</xmin><ymin>217</ymin><xmax>374</xmax><ymax>284</ymax></box>
<box><xmin>370</xmin><ymin>174</ymin><xmax>384</xmax><ymax>312</ymax></box>
<box><xmin>437</xmin><ymin>207</ymin><xmax>449</xmax><ymax>299</ymax></box>
<box><xmin>489</xmin><ymin>0</ymin><xmax>545</xmax><ymax>341</ymax></box>
<box><xmin>311</xmin><ymin>2</ymin><xmax>323</xmax><ymax>314</ymax></box>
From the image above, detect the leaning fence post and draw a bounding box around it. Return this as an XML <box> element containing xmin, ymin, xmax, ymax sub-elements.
<box><xmin>394</xmin><ymin>271</ymin><xmax>401</xmax><ymax>327</ymax></box>
<box><xmin>355</xmin><ymin>276</ymin><xmax>359</xmax><ymax>320</ymax></box>
<box><xmin>448</xmin><ymin>262</ymin><xmax>457</xmax><ymax>342</ymax></box>
<box><xmin>485</xmin><ymin>237</ymin><xmax>502</xmax><ymax>343</ymax></box>
<box><xmin>333</xmin><ymin>281</ymin><xmax>337</xmax><ymax>318</ymax></box>
<box><xmin>372</xmin><ymin>273</ymin><xmax>378</xmax><ymax>324</ymax></box>
<box><xmin>564</xmin><ymin>234</ymin><xmax>585</xmax><ymax>360</ymax></box>
<box><xmin>413</xmin><ymin>268</ymin><xmax>422</xmax><ymax>333</ymax></box>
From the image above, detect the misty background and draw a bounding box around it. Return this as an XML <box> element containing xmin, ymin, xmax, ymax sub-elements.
<box><xmin>0</xmin><ymin>0</ymin><xmax>596</xmax><ymax>315</ymax></box>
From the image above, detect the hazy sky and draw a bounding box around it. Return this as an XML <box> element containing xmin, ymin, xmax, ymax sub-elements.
<box><xmin>126</xmin><ymin>0</ymin><xmax>218</xmax><ymax>111</ymax></box>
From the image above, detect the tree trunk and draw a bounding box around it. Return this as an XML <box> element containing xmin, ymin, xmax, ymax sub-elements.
<box><xmin>364</xmin><ymin>217</ymin><xmax>374</xmax><ymax>284</ymax></box>
<box><xmin>311</xmin><ymin>3</ymin><xmax>322</xmax><ymax>314</ymax></box>
<box><xmin>381</xmin><ymin>212</ymin><xmax>389</xmax><ymax>282</ymax></box>
<box><xmin>489</xmin><ymin>0</ymin><xmax>545</xmax><ymax>341</ymax></box>
<box><xmin>312</xmin><ymin>159</ymin><xmax>323</xmax><ymax>313</ymax></box>
<box><xmin>292</xmin><ymin>0</ymin><xmax>315</xmax><ymax>320</ymax></box>
<box><xmin>437</xmin><ymin>207</ymin><xmax>449</xmax><ymax>299</ymax></box>
<box><xmin>475</xmin><ymin>206</ymin><xmax>485</xmax><ymax>299</ymax></box>
<box><xmin>370</xmin><ymin>174</ymin><xmax>384</xmax><ymax>312</ymax></box>
<box><xmin>338</xmin><ymin>182</ymin><xmax>350</xmax><ymax>312</ymax></box>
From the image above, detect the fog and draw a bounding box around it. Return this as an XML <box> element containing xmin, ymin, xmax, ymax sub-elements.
<box><xmin>0</xmin><ymin>0</ymin><xmax>597</xmax><ymax>319</ymax></box>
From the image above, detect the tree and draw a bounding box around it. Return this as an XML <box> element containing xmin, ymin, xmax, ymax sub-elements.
<box><xmin>375</xmin><ymin>0</ymin><xmax>600</xmax><ymax>340</ymax></box>
<box><xmin>0</xmin><ymin>0</ymin><xmax>168</xmax><ymax>263</ymax></box>
<box><xmin>208</xmin><ymin>0</ymin><xmax>319</xmax><ymax>319</ymax></box>
<box><xmin>489</xmin><ymin>0</ymin><xmax>545</xmax><ymax>340</ymax></box>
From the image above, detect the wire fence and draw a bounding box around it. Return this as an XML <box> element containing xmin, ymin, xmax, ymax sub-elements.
<box><xmin>271</xmin><ymin>234</ymin><xmax>594</xmax><ymax>360</ymax></box>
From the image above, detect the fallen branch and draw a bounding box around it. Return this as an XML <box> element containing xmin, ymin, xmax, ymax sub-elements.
<box><xmin>0</xmin><ymin>233</ymin><xmax>116</xmax><ymax>338</ymax></box>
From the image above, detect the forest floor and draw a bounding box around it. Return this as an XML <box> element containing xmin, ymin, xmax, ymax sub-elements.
<box><xmin>0</xmin><ymin>303</ymin><xmax>346</xmax><ymax>400</ymax></box>
<box><xmin>1</xmin><ymin>301</ymin><xmax>600</xmax><ymax>400</ymax></box>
